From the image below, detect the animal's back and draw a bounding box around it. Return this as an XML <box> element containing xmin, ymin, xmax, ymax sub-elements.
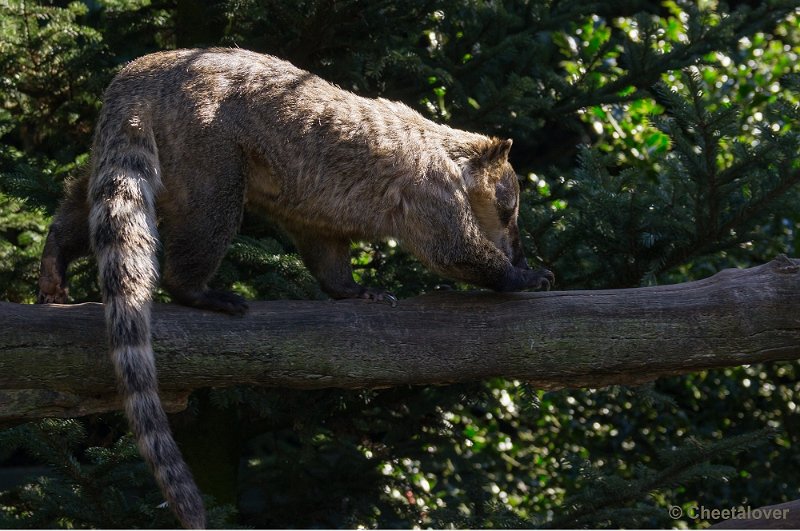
<box><xmin>104</xmin><ymin>48</ymin><xmax>485</xmax><ymax>240</ymax></box>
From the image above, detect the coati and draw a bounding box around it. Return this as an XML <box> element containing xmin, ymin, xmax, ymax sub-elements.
<box><xmin>37</xmin><ymin>48</ymin><xmax>554</xmax><ymax>529</ymax></box>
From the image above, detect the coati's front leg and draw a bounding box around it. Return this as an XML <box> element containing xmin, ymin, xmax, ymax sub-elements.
<box><xmin>438</xmin><ymin>243</ymin><xmax>554</xmax><ymax>293</ymax></box>
<box><xmin>293</xmin><ymin>235</ymin><xmax>398</xmax><ymax>305</ymax></box>
<box><xmin>403</xmin><ymin>209</ymin><xmax>553</xmax><ymax>293</ymax></box>
<box><xmin>38</xmin><ymin>176</ymin><xmax>92</xmax><ymax>303</ymax></box>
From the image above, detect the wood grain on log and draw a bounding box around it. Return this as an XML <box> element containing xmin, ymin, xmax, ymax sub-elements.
<box><xmin>2</xmin><ymin>256</ymin><xmax>799</xmax><ymax>421</ymax></box>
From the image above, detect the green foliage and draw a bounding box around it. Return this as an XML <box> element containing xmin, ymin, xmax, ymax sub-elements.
<box><xmin>0</xmin><ymin>419</ymin><xmax>236</xmax><ymax>528</ymax></box>
<box><xmin>0</xmin><ymin>194</ymin><xmax>47</xmax><ymax>302</ymax></box>
<box><xmin>548</xmin><ymin>428</ymin><xmax>777</xmax><ymax>528</ymax></box>
<box><xmin>536</xmin><ymin>68</ymin><xmax>800</xmax><ymax>289</ymax></box>
<box><xmin>1</xmin><ymin>0</ymin><xmax>800</xmax><ymax>529</ymax></box>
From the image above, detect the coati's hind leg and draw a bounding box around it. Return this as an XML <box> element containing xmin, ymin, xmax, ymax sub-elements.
<box><xmin>293</xmin><ymin>235</ymin><xmax>398</xmax><ymax>305</ymax></box>
<box><xmin>38</xmin><ymin>176</ymin><xmax>92</xmax><ymax>303</ymax></box>
<box><xmin>161</xmin><ymin>209</ymin><xmax>248</xmax><ymax>315</ymax></box>
<box><xmin>160</xmin><ymin>169</ymin><xmax>248</xmax><ymax>315</ymax></box>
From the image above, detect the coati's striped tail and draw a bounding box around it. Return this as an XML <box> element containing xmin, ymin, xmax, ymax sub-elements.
<box><xmin>88</xmin><ymin>112</ymin><xmax>206</xmax><ymax>529</ymax></box>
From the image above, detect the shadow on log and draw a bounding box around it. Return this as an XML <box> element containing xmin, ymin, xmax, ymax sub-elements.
<box><xmin>2</xmin><ymin>256</ymin><xmax>800</xmax><ymax>421</ymax></box>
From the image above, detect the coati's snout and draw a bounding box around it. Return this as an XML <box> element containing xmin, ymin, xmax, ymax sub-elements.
<box><xmin>507</xmin><ymin>219</ymin><xmax>530</xmax><ymax>270</ymax></box>
<box><xmin>467</xmin><ymin>141</ymin><xmax>530</xmax><ymax>270</ymax></box>
<box><xmin>494</xmin><ymin>177</ymin><xmax>530</xmax><ymax>269</ymax></box>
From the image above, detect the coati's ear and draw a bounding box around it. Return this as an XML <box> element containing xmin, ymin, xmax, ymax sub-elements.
<box><xmin>478</xmin><ymin>138</ymin><xmax>512</xmax><ymax>166</ymax></box>
<box><xmin>463</xmin><ymin>137</ymin><xmax>514</xmax><ymax>190</ymax></box>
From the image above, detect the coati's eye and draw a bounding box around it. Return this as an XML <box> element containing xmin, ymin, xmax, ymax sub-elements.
<box><xmin>498</xmin><ymin>208</ymin><xmax>514</xmax><ymax>226</ymax></box>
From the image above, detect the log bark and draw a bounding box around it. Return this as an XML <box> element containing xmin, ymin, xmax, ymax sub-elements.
<box><xmin>2</xmin><ymin>256</ymin><xmax>799</xmax><ymax>421</ymax></box>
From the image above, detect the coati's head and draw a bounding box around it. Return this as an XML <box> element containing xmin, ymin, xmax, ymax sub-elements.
<box><xmin>464</xmin><ymin>138</ymin><xmax>529</xmax><ymax>269</ymax></box>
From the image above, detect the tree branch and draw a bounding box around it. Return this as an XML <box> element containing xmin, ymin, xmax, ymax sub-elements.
<box><xmin>2</xmin><ymin>256</ymin><xmax>800</xmax><ymax>421</ymax></box>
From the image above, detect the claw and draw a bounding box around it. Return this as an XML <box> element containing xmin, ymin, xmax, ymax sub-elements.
<box><xmin>175</xmin><ymin>289</ymin><xmax>249</xmax><ymax>315</ymax></box>
<box><xmin>524</xmin><ymin>268</ymin><xmax>555</xmax><ymax>291</ymax></box>
<box><xmin>358</xmin><ymin>288</ymin><xmax>398</xmax><ymax>307</ymax></box>
<box><xmin>36</xmin><ymin>286</ymin><xmax>68</xmax><ymax>304</ymax></box>
<box><xmin>381</xmin><ymin>293</ymin><xmax>399</xmax><ymax>307</ymax></box>
<box><xmin>541</xmin><ymin>269</ymin><xmax>555</xmax><ymax>291</ymax></box>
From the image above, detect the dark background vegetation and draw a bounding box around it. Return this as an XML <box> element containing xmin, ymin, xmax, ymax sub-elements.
<box><xmin>1</xmin><ymin>0</ymin><xmax>799</xmax><ymax>528</ymax></box>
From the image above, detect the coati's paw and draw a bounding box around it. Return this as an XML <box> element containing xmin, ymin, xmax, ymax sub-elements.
<box><xmin>37</xmin><ymin>288</ymin><xmax>68</xmax><ymax>304</ymax></box>
<box><xmin>178</xmin><ymin>289</ymin><xmax>249</xmax><ymax>315</ymax></box>
<box><xmin>201</xmin><ymin>290</ymin><xmax>249</xmax><ymax>315</ymax></box>
<box><xmin>523</xmin><ymin>268</ymin><xmax>555</xmax><ymax>291</ymax></box>
<box><xmin>37</xmin><ymin>276</ymin><xmax>68</xmax><ymax>304</ymax></box>
<box><xmin>357</xmin><ymin>287</ymin><xmax>398</xmax><ymax>307</ymax></box>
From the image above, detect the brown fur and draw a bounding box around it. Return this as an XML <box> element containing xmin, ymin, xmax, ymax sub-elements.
<box><xmin>37</xmin><ymin>48</ymin><xmax>553</xmax><ymax>528</ymax></box>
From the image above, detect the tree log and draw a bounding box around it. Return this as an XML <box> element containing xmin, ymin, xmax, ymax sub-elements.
<box><xmin>2</xmin><ymin>256</ymin><xmax>800</xmax><ymax>421</ymax></box>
